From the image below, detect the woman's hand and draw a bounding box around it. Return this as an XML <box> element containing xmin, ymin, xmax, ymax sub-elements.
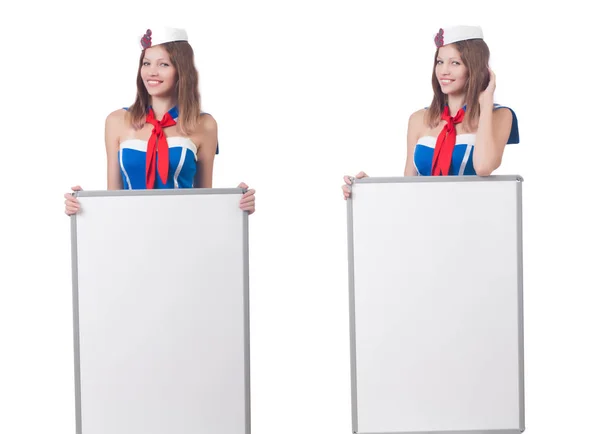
<box><xmin>64</xmin><ymin>185</ymin><xmax>83</xmax><ymax>215</ymax></box>
<box><xmin>341</xmin><ymin>171</ymin><xmax>368</xmax><ymax>200</ymax></box>
<box><xmin>238</xmin><ymin>182</ymin><xmax>256</xmax><ymax>215</ymax></box>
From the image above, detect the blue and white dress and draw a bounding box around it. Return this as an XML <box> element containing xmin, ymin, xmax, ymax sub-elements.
<box><xmin>118</xmin><ymin>106</ymin><xmax>218</xmax><ymax>189</ymax></box>
<box><xmin>413</xmin><ymin>104</ymin><xmax>519</xmax><ymax>176</ymax></box>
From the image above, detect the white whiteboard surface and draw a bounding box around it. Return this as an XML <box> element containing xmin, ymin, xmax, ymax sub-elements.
<box><xmin>71</xmin><ymin>189</ymin><xmax>250</xmax><ymax>434</ymax></box>
<box><xmin>347</xmin><ymin>176</ymin><xmax>524</xmax><ymax>434</ymax></box>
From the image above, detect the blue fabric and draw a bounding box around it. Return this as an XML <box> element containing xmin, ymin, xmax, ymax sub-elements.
<box><xmin>414</xmin><ymin>104</ymin><xmax>519</xmax><ymax>176</ymax></box>
<box><xmin>118</xmin><ymin>105</ymin><xmax>218</xmax><ymax>189</ymax></box>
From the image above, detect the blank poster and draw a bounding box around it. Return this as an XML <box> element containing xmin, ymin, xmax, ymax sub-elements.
<box><xmin>347</xmin><ymin>176</ymin><xmax>524</xmax><ymax>434</ymax></box>
<box><xmin>71</xmin><ymin>189</ymin><xmax>250</xmax><ymax>434</ymax></box>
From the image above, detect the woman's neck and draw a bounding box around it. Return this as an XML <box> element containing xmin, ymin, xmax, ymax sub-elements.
<box><xmin>446</xmin><ymin>93</ymin><xmax>466</xmax><ymax>116</ymax></box>
<box><xmin>149</xmin><ymin>96</ymin><xmax>178</xmax><ymax>119</ymax></box>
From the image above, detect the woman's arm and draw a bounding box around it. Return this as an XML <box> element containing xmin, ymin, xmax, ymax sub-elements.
<box><xmin>105</xmin><ymin>109</ymin><xmax>125</xmax><ymax>190</ymax></box>
<box><xmin>404</xmin><ymin>109</ymin><xmax>424</xmax><ymax>176</ymax></box>
<box><xmin>193</xmin><ymin>114</ymin><xmax>218</xmax><ymax>188</ymax></box>
<box><xmin>472</xmin><ymin>69</ymin><xmax>513</xmax><ymax>176</ymax></box>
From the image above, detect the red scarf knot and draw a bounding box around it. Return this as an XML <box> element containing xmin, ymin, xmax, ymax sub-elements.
<box><xmin>145</xmin><ymin>108</ymin><xmax>176</xmax><ymax>189</ymax></box>
<box><xmin>431</xmin><ymin>105</ymin><xmax>465</xmax><ymax>176</ymax></box>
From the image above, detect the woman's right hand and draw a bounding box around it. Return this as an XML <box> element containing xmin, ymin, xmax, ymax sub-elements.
<box><xmin>64</xmin><ymin>185</ymin><xmax>83</xmax><ymax>215</ymax></box>
<box><xmin>342</xmin><ymin>171</ymin><xmax>368</xmax><ymax>200</ymax></box>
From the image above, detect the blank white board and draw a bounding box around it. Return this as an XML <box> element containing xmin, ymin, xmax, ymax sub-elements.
<box><xmin>347</xmin><ymin>176</ymin><xmax>524</xmax><ymax>434</ymax></box>
<box><xmin>71</xmin><ymin>189</ymin><xmax>250</xmax><ymax>434</ymax></box>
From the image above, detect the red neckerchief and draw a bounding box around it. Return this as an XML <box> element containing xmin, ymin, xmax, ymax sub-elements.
<box><xmin>431</xmin><ymin>105</ymin><xmax>465</xmax><ymax>176</ymax></box>
<box><xmin>145</xmin><ymin>108</ymin><xmax>176</xmax><ymax>189</ymax></box>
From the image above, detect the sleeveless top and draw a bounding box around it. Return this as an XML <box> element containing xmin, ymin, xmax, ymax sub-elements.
<box><xmin>413</xmin><ymin>104</ymin><xmax>519</xmax><ymax>176</ymax></box>
<box><xmin>118</xmin><ymin>106</ymin><xmax>219</xmax><ymax>189</ymax></box>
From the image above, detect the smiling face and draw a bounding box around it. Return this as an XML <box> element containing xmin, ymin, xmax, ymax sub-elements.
<box><xmin>435</xmin><ymin>44</ymin><xmax>468</xmax><ymax>96</ymax></box>
<box><xmin>139</xmin><ymin>45</ymin><xmax>178</xmax><ymax>98</ymax></box>
<box><xmin>426</xmin><ymin>38</ymin><xmax>491</xmax><ymax>130</ymax></box>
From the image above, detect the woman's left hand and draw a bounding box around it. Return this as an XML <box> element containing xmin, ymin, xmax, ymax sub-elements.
<box><xmin>238</xmin><ymin>182</ymin><xmax>256</xmax><ymax>215</ymax></box>
<box><xmin>479</xmin><ymin>67</ymin><xmax>496</xmax><ymax>105</ymax></box>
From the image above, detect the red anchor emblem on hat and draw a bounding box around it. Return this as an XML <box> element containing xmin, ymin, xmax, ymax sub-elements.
<box><xmin>434</xmin><ymin>28</ymin><xmax>444</xmax><ymax>48</ymax></box>
<box><xmin>141</xmin><ymin>29</ymin><xmax>152</xmax><ymax>49</ymax></box>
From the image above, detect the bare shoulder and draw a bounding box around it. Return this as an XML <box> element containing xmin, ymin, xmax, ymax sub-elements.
<box><xmin>105</xmin><ymin>109</ymin><xmax>128</xmax><ymax>152</ymax></box>
<box><xmin>492</xmin><ymin>107</ymin><xmax>514</xmax><ymax>136</ymax></box>
<box><xmin>197</xmin><ymin>113</ymin><xmax>218</xmax><ymax>135</ymax></box>
<box><xmin>191</xmin><ymin>113</ymin><xmax>218</xmax><ymax>154</ymax></box>
<box><xmin>493</xmin><ymin>106</ymin><xmax>513</xmax><ymax>122</ymax></box>
<box><xmin>105</xmin><ymin>108</ymin><xmax>128</xmax><ymax>137</ymax></box>
<box><xmin>409</xmin><ymin>108</ymin><xmax>426</xmax><ymax>124</ymax></box>
<box><xmin>106</xmin><ymin>108</ymin><xmax>127</xmax><ymax>124</ymax></box>
<box><xmin>408</xmin><ymin>108</ymin><xmax>427</xmax><ymax>135</ymax></box>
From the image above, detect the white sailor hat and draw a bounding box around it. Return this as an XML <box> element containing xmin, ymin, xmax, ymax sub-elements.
<box><xmin>140</xmin><ymin>26</ymin><xmax>188</xmax><ymax>50</ymax></box>
<box><xmin>434</xmin><ymin>25</ymin><xmax>483</xmax><ymax>48</ymax></box>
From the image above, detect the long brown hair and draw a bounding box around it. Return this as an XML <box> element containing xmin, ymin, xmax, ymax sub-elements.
<box><xmin>425</xmin><ymin>39</ymin><xmax>490</xmax><ymax>131</ymax></box>
<box><xmin>128</xmin><ymin>41</ymin><xmax>202</xmax><ymax>135</ymax></box>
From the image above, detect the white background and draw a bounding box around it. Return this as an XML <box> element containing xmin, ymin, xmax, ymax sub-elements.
<box><xmin>1</xmin><ymin>1</ymin><xmax>598</xmax><ymax>433</ymax></box>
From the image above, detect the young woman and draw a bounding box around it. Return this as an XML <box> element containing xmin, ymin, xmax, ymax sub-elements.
<box><xmin>65</xmin><ymin>26</ymin><xmax>255</xmax><ymax>214</ymax></box>
<box><xmin>342</xmin><ymin>25</ymin><xmax>519</xmax><ymax>198</ymax></box>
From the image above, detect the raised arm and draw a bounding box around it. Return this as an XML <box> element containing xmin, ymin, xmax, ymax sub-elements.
<box><xmin>473</xmin><ymin>69</ymin><xmax>513</xmax><ymax>176</ymax></box>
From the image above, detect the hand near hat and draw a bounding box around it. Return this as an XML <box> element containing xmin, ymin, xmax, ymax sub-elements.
<box><xmin>479</xmin><ymin>67</ymin><xmax>496</xmax><ymax>106</ymax></box>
